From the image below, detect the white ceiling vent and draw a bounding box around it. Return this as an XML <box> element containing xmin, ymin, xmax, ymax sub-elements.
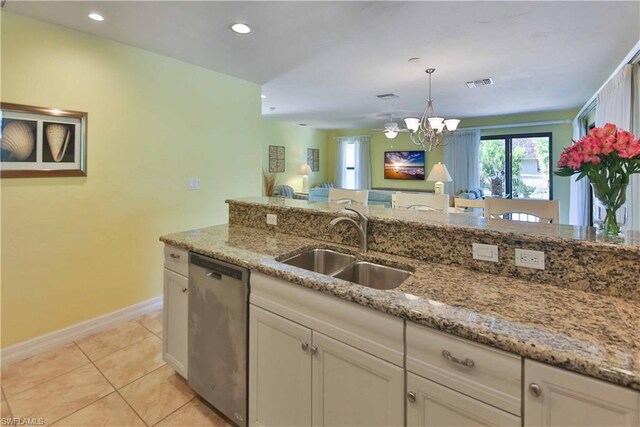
<box><xmin>376</xmin><ymin>93</ymin><xmax>399</xmax><ymax>100</ymax></box>
<box><xmin>466</xmin><ymin>78</ymin><xmax>494</xmax><ymax>88</ymax></box>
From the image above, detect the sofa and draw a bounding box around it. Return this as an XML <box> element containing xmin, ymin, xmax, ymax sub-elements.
<box><xmin>308</xmin><ymin>188</ymin><xmax>393</xmax><ymax>208</ymax></box>
<box><xmin>273</xmin><ymin>185</ymin><xmax>308</xmax><ymax>200</ymax></box>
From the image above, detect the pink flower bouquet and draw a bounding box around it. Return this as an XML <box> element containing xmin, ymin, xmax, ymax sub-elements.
<box><xmin>555</xmin><ymin>123</ymin><xmax>640</xmax><ymax>237</ymax></box>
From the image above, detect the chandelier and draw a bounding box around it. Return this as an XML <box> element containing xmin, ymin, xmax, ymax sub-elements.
<box><xmin>404</xmin><ymin>68</ymin><xmax>460</xmax><ymax>151</ymax></box>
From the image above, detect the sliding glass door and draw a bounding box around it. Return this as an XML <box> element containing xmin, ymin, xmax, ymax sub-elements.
<box><xmin>479</xmin><ymin>133</ymin><xmax>552</xmax><ymax>200</ymax></box>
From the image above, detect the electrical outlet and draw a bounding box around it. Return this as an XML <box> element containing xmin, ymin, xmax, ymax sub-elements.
<box><xmin>472</xmin><ymin>243</ymin><xmax>498</xmax><ymax>263</ymax></box>
<box><xmin>515</xmin><ymin>249</ymin><xmax>545</xmax><ymax>270</ymax></box>
<box><xmin>188</xmin><ymin>177</ymin><xmax>201</xmax><ymax>191</ymax></box>
<box><xmin>266</xmin><ymin>214</ymin><xmax>277</xmax><ymax>225</ymax></box>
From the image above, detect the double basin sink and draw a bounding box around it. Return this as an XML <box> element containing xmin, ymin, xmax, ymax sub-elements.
<box><xmin>280</xmin><ymin>248</ymin><xmax>412</xmax><ymax>290</ymax></box>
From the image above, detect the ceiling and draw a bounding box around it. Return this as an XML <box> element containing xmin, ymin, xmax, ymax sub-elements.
<box><xmin>5</xmin><ymin>1</ymin><xmax>640</xmax><ymax>129</ymax></box>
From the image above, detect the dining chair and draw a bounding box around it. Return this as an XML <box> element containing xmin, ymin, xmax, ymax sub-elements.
<box><xmin>328</xmin><ymin>188</ymin><xmax>369</xmax><ymax>206</ymax></box>
<box><xmin>484</xmin><ymin>197</ymin><xmax>559</xmax><ymax>224</ymax></box>
<box><xmin>454</xmin><ymin>198</ymin><xmax>485</xmax><ymax>216</ymax></box>
<box><xmin>393</xmin><ymin>192</ymin><xmax>449</xmax><ymax>212</ymax></box>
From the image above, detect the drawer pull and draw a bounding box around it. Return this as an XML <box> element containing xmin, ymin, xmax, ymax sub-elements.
<box><xmin>169</xmin><ymin>253</ymin><xmax>181</xmax><ymax>259</ymax></box>
<box><xmin>407</xmin><ymin>391</ymin><xmax>416</xmax><ymax>403</ymax></box>
<box><xmin>442</xmin><ymin>350</ymin><xmax>475</xmax><ymax>368</ymax></box>
<box><xmin>529</xmin><ymin>383</ymin><xmax>542</xmax><ymax>397</ymax></box>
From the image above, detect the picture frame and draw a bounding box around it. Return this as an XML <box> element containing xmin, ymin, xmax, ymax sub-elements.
<box><xmin>268</xmin><ymin>145</ymin><xmax>285</xmax><ymax>173</ymax></box>
<box><xmin>307</xmin><ymin>148</ymin><xmax>319</xmax><ymax>172</ymax></box>
<box><xmin>1</xmin><ymin>103</ymin><xmax>87</xmax><ymax>178</ymax></box>
<box><xmin>384</xmin><ymin>150</ymin><xmax>426</xmax><ymax>180</ymax></box>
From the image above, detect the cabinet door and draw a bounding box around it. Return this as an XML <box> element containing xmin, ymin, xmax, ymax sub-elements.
<box><xmin>525</xmin><ymin>360</ymin><xmax>640</xmax><ymax>427</ymax></box>
<box><xmin>407</xmin><ymin>372</ymin><xmax>520</xmax><ymax>427</ymax></box>
<box><xmin>312</xmin><ymin>331</ymin><xmax>403</xmax><ymax>427</ymax></box>
<box><xmin>163</xmin><ymin>268</ymin><xmax>188</xmax><ymax>378</ymax></box>
<box><xmin>249</xmin><ymin>305</ymin><xmax>312</xmax><ymax>427</ymax></box>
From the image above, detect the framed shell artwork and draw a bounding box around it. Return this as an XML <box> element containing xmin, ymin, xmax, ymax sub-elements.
<box><xmin>1</xmin><ymin>103</ymin><xmax>87</xmax><ymax>178</ymax></box>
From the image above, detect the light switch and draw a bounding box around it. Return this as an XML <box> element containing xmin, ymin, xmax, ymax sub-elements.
<box><xmin>472</xmin><ymin>243</ymin><xmax>499</xmax><ymax>263</ymax></box>
<box><xmin>188</xmin><ymin>178</ymin><xmax>201</xmax><ymax>191</ymax></box>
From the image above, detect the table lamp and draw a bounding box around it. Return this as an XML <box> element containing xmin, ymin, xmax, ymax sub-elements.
<box><xmin>298</xmin><ymin>163</ymin><xmax>312</xmax><ymax>192</ymax></box>
<box><xmin>426</xmin><ymin>162</ymin><xmax>452</xmax><ymax>195</ymax></box>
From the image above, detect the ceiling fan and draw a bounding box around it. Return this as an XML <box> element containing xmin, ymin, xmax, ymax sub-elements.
<box><xmin>372</xmin><ymin>114</ymin><xmax>410</xmax><ymax>139</ymax></box>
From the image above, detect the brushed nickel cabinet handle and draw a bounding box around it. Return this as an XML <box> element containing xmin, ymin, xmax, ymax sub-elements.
<box><xmin>170</xmin><ymin>253</ymin><xmax>180</xmax><ymax>259</ymax></box>
<box><xmin>442</xmin><ymin>350</ymin><xmax>475</xmax><ymax>368</ymax></box>
<box><xmin>407</xmin><ymin>391</ymin><xmax>416</xmax><ymax>403</ymax></box>
<box><xmin>301</xmin><ymin>342</ymin><xmax>309</xmax><ymax>352</ymax></box>
<box><xmin>529</xmin><ymin>383</ymin><xmax>542</xmax><ymax>397</ymax></box>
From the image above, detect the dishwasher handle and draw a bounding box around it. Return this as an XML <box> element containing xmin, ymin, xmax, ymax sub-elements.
<box><xmin>190</xmin><ymin>253</ymin><xmax>249</xmax><ymax>283</ymax></box>
<box><xmin>207</xmin><ymin>271</ymin><xmax>223</xmax><ymax>280</ymax></box>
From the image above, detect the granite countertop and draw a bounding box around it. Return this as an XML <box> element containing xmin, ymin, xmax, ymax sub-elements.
<box><xmin>229</xmin><ymin>197</ymin><xmax>640</xmax><ymax>249</ymax></box>
<box><xmin>160</xmin><ymin>224</ymin><xmax>640</xmax><ymax>391</ymax></box>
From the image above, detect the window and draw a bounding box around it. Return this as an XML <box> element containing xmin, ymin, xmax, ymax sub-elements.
<box><xmin>479</xmin><ymin>133</ymin><xmax>552</xmax><ymax>200</ymax></box>
<box><xmin>343</xmin><ymin>143</ymin><xmax>356</xmax><ymax>189</ymax></box>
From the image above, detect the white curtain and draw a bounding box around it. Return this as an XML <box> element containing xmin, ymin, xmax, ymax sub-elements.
<box><xmin>568</xmin><ymin>116</ymin><xmax>590</xmax><ymax>226</ymax></box>
<box><xmin>443</xmin><ymin>129</ymin><xmax>481</xmax><ymax>195</ymax></box>
<box><xmin>353</xmin><ymin>136</ymin><xmax>372</xmax><ymax>189</ymax></box>
<box><xmin>334</xmin><ymin>138</ymin><xmax>348</xmax><ymax>188</ymax></box>
<box><xmin>595</xmin><ymin>64</ymin><xmax>638</xmax><ymax>230</ymax></box>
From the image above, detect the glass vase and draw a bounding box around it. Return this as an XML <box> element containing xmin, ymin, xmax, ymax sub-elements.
<box><xmin>591</xmin><ymin>183</ymin><xmax>627</xmax><ymax>240</ymax></box>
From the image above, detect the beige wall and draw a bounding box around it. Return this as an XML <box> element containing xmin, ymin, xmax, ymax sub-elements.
<box><xmin>0</xmin><ymin>13</ymin><xmax>326</xmax><ymax>347</ymax></box>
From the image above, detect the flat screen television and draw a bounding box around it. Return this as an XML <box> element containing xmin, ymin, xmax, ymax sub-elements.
<box><xmin>384</xmin><ymin>150</ymin><xmax>425</xmax><ymax>180</ymax></box>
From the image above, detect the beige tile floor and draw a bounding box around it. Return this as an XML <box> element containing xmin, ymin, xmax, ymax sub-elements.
<box><xmin>1</xmin><ymin>310</ymin><xmax>231</xmax><ymax>427</ymax></box>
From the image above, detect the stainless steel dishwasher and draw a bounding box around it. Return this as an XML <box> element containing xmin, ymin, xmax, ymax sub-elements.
<box><xmin>188</xmin><ymin>253</ymin><xmax>249</xmax><ymax>427</ymax></box>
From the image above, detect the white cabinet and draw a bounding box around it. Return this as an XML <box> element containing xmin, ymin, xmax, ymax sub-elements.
<box><xmin>312</xmin><ymin>331</ymin><xmax>403</xmax><ymax>427</ymax></box>
<box><xmin>524</xmin><ymin>360</ymin><xmax>640</xmax><ymax>427</ymax></box>
<box><xmin>249</xmin><ymin>273</ymin><xmax>404</xmax><ymax>426</ymax></box>
<box><xmin>249</xmin><ymin>305</ymin><xmax>312</xmax><ymax>427</ymax></box>
<box><xmin>162</xmin><ymin>245</ymin><xmax>189</xmax><ymax>378</ymax></box>
<box><xmin>406</xmin><ymin>322</ymin><xmax>521</xmax><ymax>416</ymax></box>
<box><xmin>407</xmin><ymin>372</ymin><xmax>520</xmax><ymax>427</ymax></box>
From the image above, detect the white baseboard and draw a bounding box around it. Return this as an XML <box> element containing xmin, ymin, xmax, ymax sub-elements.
<box><xmin>1</xmin><ymin>295</ymin><xmax>163</xmax><ymax>366</ymax></box>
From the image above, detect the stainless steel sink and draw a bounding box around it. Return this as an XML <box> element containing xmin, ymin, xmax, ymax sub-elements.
<box><xmin>280</xmin><ymin>249</ymin><xmax>356</xmax><ymax>275</ymax></box>
<box><xmin>333</xmin><ymin>261</ymin><xmax>411</xmax><ymax>290</ymax></box>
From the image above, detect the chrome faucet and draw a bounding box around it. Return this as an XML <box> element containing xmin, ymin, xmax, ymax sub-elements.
<box><xmin>329</xmin><ymin>207</ymin><xmax>368</xmax><ymax>252</ymax></box>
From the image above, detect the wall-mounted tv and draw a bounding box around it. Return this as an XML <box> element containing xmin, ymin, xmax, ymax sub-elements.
<box><xmin>384</xmin><ymin>151</ymin><xmax>425</xmax><ymax>180</ymax></box>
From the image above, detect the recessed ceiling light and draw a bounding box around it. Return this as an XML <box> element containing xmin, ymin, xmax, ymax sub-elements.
<box><xmin>408</xmin><ymin>57</ymin><xmax>421</xmax><ymax>63</ymax></box>
<box><xmin>231</xmin><ymin>23</ymin><xmax>251</xmax><ymax>34</ymax></box>
<box><xmin>269</xmin><ymin>106</ymin><xmax>276</xmax><ymax>111</ymax></box>
<box><xmin>88</xmin><ymin>13</ymin><xmax>104</xmax><ymax>22</ymax></box>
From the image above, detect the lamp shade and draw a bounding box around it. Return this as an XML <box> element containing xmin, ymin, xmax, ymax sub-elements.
<box><xmin>427</xmin><ymin>117</ymin><xmax>444</xmax><ymax>129</ymax></box>
<box><xmin>444</xmin><ymin>119</ymin><xmax>460</xmax><ymax>131</ymax></box>
<box><xmin>426</xmin><ymin>162</ymin><xmax>452</xmax><ymax>182</ymax></box>
<box><xmin>404</xmin><ymin>118</ymin><xmax>420</xmax><ymax>132</ymax></box>
<box><xmin>298</xmin><ymin>163</ymin><xmax>312</xmax><ymax>175</ymax></box>
<box><xmin>384</xmin><ymin>130</ymin><xmax>398</xmax><ymax>139</ymax></box>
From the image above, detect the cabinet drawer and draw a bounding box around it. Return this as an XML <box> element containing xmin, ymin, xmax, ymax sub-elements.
<box><xmin>164</xmin><ymin>245</ymin><xmax>188</xmax><ymax>276</ymax></box>
<box><xmin>407</xmin><ymin>323</ymin><xmax>521</xmax><ymax>416</ymax></box>
<box><xmin>407</xmin><ymin>372</ymin><xmax>520</xmax><ymax>427</ymax></box>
